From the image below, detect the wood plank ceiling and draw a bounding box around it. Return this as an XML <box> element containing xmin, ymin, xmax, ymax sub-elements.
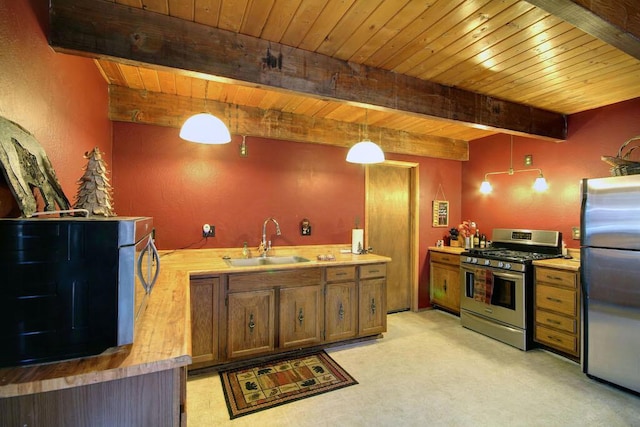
<box><xmin>49</xmin><ymin>0</ymin><xmax>640</xmax><ymax>160</ymax></box>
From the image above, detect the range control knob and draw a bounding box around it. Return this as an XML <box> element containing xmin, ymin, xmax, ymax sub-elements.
<box><xmin>498</xmin><ymin>261</ymin><xmax>504</xmax><ymax>268</ymax></box>
<box><xmin>504</xmin><ymin>263</ymin><xmax>512</xmax><ymax>269</ymax></box>
<box><xmin>484</xmin><ymin>259</ymin><xmax>491</xmax><ymax>266</ymax></box>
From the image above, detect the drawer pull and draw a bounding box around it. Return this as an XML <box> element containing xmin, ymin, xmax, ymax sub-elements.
<box><xmin>547</xmin><ymin>335</ymin><xmax>562</xmax><ymax>343</ymax></box>
<box><xmin>370</xmin><ymin>298</ymin><xmax>377</xmax><ymax>314</ymax></box>
<box><xmin>248</xmin><ymin>313</ymin><xmax>255</xmax><ymax>331</ymax></box>
<box><xmin>546</xmin><ymin>297</ymin><xmax>562</xmax><ymax>303</ymax></box>
<box><xmin>336</xmin><ymin>272</ymin><xmax>347</xmax><ymax>276</ymax></box>
<box><xmin>546</xmin><ymin>275</ymin><xmax>563</xmax><ymax>281</ymax></box>
<box><xmin>443</xmin><ymin>279</ymin><xmax>447</xmax><ymax>292</ymax></box>
<box><xmin>298</xmin><ymin>308</ymin><xmax>304</xmax><ymax>325</ymax></box>
<box><xmin>338</xmin><ymin>303</ymin><xmax>344</xmax><ymax>320</ymax></box>
<box><xmin>368</xmin><ymin>269</ymin><xmax>380</xmax><ymax>274</ymax></box>
<box><xmin>546</xmin><ymin>318</ymin><xmax>561</xmax><ymax>325</ymax></box>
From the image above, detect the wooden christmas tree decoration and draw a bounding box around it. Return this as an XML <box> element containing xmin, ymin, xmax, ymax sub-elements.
<box><xmin>74</xmin><ymin>147</ymin><xmax>116</xmax><ymax>217</ymax></box>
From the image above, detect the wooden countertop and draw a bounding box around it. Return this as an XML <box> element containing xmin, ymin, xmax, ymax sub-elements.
<box><xmin>0</xmin><ymin>245</ymin><xmax>390</xmax><ymax>398</ymax></box>
<box><xmin>428</xmin><ymin>246</ymin><xmax>466</xmax><ymax>255</ymax></box>
<box><xmin>533</xmin><ymin>257</ymin><xmax>581</xmax><ymax>272</ymax></box>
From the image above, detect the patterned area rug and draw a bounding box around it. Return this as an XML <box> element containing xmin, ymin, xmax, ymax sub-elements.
<box><xmin>219</xmin><ymin>350</ymin><xmax>357</xmax><ymax>419</ymax></box>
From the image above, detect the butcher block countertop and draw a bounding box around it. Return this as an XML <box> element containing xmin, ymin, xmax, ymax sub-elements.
<box><xmin>428</xmin><ymin>246</ymin><xmax>466</xmax><ymax>255</ymax></box>
<box><xmin>0</xmin><ymin>245</ymin><xmax>390</xmax><ymax>398</ymax></box>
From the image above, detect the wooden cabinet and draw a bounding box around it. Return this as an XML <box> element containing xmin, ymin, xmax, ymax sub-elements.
<box><xmin>227</xmin><ymin>289</ymin><xmax>276</xmax><ymax>359</ymax></box>
<box><xmin>189</xmin><ymin>262</ymin><xmax>388</xmax><ymax>369</ymax></box>
<box><xmin>280</xmin><ymin>284</ymin><xmax>324</xmax><ymax>348</ymax></box>
<box><xmin>534</xmin><ymin>266</ymin><xmax>581</xmax><ymax>359</ymax></box>
<box><xmin>429</xmin><ymin>251</ymin><xmax>461</xmax><ymax>314</ymax></box>
<box><xmin>359</xmin><ymin>263</ymin><xmax>387</xmax><ymax>336</ymax></box>
<box><xmin>190</xmin><ymin>276</ymin><xmax>220</xmax><ymax>366</ymax></box>
<box><xmin>325</xmin><ymin>266</ymin><xmax>357</xmax><ymax>342</ymax></box>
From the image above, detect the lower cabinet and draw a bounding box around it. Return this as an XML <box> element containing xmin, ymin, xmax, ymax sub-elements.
<box><xmin>429</xmin><ymin>251</ymin><xmax>461</xmax><ymax>314</ymax></box>
<box><xmin>190</xmin><ymin>276</ymin><xmax>220</xmax><ymax>365</ymax></box>
<box><xmin>279</xmin><ymin>284</ymin><xmax>324</xmax><ymax>348</ymax></box>
<box><xmin>359</xmin><ymin>264</ymin><xmax>387</xmax><ymax>335</ymax></box>
<box><xmin>325</xmin><ymin>266</ymin><xmax>357</xmax><ymax>342</ymax></box>
<box><xmin>227</xmin><ymin>289</ymin><xmax>276</xmax><ymax>359</ymax></box>
<box><xmin>189</xmin><ymin>262</ymin><xmax>388</xmax><ymax>369</ymax></box>
<box><xmin>534</xmin><ymin>266</ymin><xmax>581</xmax><ymax>359</ymax></box>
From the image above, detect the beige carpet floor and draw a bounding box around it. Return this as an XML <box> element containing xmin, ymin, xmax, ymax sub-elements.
<box><xmin>187</xmin><ymin>309</ymin><xmax>640</xmax><ymax>426</ymax></box>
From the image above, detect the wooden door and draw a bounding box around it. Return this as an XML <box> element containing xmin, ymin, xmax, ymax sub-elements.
<box><xmin>279</xmin><ymin>284</ymin><xmax>324</xmax><ymax>348</ymax></box>
<box><xmin>227</xmin><ymin>289</ymin><xmax>275</xmax><ymax>359</ymax></box>
<box><xmin>190</xmin><ymin>276</ymin><xmax>220</xmax><ymax>365</ymax></box>
<box><xmin>358</xmin><ymin>277</ymin><xmax>387</xmax><ymax>336</ymax></box>
<box><xmin>366</xmin><ymin>163</ymin><xmax>414</xmax><ymax>312</ymax></box>
<box><xmin>325</xmin><ymin>281</ymin><xmax>357</xmax><ymax>342</ymax></box>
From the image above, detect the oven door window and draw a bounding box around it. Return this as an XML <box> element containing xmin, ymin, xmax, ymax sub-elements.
<box><xmin>491</xmin><ymin>273</ymin><xmax>516</xmax><ymax>310</ymax></box>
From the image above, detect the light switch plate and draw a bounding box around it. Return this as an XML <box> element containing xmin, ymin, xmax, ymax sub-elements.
<box><xmin>572</xmin><ymin>227</ymin><xmax>580</xmax><ymax>240</ymax></box>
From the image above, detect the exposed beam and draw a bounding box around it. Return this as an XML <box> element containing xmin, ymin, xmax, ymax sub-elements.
<box><xmin>49</xmin><ymin>0</ymin><xmax>567</xmax><ymax>141</ymax></box>
<box><xmin>108</xmin><ymin>86</ymin><xmax>469</xmax><ymax>161</ymax></box>
<box><xmin>526</xmin><ymin>0</ymin><xmax>640</xmax><ymax>60</ymax></box>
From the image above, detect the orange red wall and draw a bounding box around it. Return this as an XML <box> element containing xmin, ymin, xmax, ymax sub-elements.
<box><xmin>0</xmin><ymin>0</ymin><xmax>111</xmax><ymax>204</ymax></box>
<box><xmin>461</xmin><ymin>98</ymin><xmax>640</xmax><ymax>249</ymax></box>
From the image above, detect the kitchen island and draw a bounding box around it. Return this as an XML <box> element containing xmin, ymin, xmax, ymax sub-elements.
<box><xmin>0</xmin><ymin>245</ymin><xmax>390</xmax><ymax>426</ymax></box>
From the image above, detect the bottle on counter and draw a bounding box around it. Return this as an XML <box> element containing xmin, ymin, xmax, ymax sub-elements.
<box><xmin>473</xmin><ymin>229</ymin><xmax>480</xmax><ymax>248</ymax></box>
<box><xmin>242</xmin><ymin>242</ymin><xmax>250</xmax><ymax>258</ymax></box>
<box><xmin>480</xmin><ymin>233</ymin><xmax>486</xmax><ymax>248</ymax></box>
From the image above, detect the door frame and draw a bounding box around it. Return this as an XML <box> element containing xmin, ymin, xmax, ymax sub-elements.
<box><xmin>365</xmin><ymin>160</ymin><xmax>419</xmax><ymax>312</ymax></box>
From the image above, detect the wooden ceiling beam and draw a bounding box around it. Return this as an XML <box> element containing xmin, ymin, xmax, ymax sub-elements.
<box><xmin>49</xmin><ymin>0</ymin><xmax>566</xmax><ymax>141</ymax></box>
<box><xmin>526</xmin><ymin>0</ymin><xmax>640</xmax><ymax>60</ymax></box>
<box><xmin>108</xmin><ymin>86</ymin><xmax>469</xmax><ymax>161</ymax></box>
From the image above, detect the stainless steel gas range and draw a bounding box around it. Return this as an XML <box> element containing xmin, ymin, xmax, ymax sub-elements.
<box><xmin>459</xmin><ymin>229</ymin><xmax>563</xmax><ymax>350</ymax></box>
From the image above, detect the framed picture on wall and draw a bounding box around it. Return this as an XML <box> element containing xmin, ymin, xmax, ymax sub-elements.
<box><xmin>432</xmin><ymin>200</ymin><xmax>449</xmax><ymax>227</ymax></box>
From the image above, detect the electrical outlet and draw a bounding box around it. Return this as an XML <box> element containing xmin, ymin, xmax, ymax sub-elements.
<box><xmin>202</xmin><ymin>223</ymin><xmax>215</xmax><ymax>238</ymax></box>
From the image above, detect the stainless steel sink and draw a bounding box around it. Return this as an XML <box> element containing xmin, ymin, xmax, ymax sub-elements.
<box><xmin>224</xmin><ymin>255</ymin><xmax>310</xmax><ymax>267</ymax></box>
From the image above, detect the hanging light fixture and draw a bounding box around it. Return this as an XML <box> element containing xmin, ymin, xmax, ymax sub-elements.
<box><xmin>179</xmin><ymin>83</ymin><xmax>231</xmax><ymax>144</ymax></box>
<box><xmin>479</xmin><ymin>136</ymin><xmax>548</xmax><ymax>194</ymax></box>
<box><xmin>346</xmin><ymin>110</ymin><xmax>385</xmax><ymax>164</ymax></box>
<box><xmin>180</xmin><ymin>112</ymin><xmax>231</xmax><ymax>144</ymax></box>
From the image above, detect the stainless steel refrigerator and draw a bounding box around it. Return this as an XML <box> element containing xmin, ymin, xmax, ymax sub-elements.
<box><xmin>581</xmin><ymin>175</ymin><xmax>640</xmax><ymax>394</ymax></box>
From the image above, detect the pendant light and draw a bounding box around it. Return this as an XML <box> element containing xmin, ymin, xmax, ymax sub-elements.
<box><xmin>179</xmin><ymin>113</ymin><xmax>231</xmax><ymax>144</ymax></box>
<box><xmin>479</xmin><ymin>135</ymin><xmax>548</xmax><ymax>194</ymax></box>
<box><xmin>346</xmin><ymin>110</ymin><xmax>385</xmax><ymax>164</ymax></box>
<box><xmin>179</xmin><ymin>83</ymin><xmax>231</xmax><ymax>144</ymax></box>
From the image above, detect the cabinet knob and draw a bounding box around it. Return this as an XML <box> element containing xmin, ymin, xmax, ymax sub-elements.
<box><xmin>443</xmin><ymin>279</ymin><xmax>447</xmax><ymax>292</ymax></box>
<box><xmin>370</xmin><ymin>298</ymin><xmax>376</xmax><ymax>314</ymax></box>
<box><xmin>248</xmin><ymin>313</ymin><xmax>255</xmax><ymax>331</ymax></box>
<box><xmin>298</xmin><ymin>308</ymin><xmax>304</xmax><ymax>325</ymax></box>
<box><xmin>338</xmin><ymin>302</ymin><xmax>344</xmax><ymax>320</ymax></box>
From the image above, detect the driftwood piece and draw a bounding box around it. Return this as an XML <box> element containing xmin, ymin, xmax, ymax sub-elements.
<box><xmin>0</xmin><ymin>116</ymin><xmax>70</xmax><ymax>217</ymax></box>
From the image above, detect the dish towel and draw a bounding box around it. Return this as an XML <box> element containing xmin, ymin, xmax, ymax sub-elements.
<box><xmin>473</xmin><ymin>269</ymin><xmax>494</xmax><ymax>304</ymax></box>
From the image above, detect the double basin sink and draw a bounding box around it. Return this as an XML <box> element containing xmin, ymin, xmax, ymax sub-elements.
<box><xmin>224</xmin><ymin>255</ymin><xmax>310</xmax><ymax>267</ymax></box>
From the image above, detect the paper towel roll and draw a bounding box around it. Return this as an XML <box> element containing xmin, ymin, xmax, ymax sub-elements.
<box><xmin>352</xmin><ymin>229</ymin><xmax>364</xmax><ymax>254</ymax></box>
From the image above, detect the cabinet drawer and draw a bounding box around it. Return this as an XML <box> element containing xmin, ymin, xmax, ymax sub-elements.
<box><xmin>535</xmin><ymin>325</ymin><xmax>578</xmax><ymax>355</ymax></box>
<box><xmin>430</xmin><ymin>251</ymin><xmax>460</xmax><ymax>266</ymax></box>
<box><xmin>536</xmin><ymin>284</ymin><xmax>576</xmax><ymax>316</ymax></box>
<box><xmin>326</xmin><ymin>266</ymin><xmax>356</xmax><ymax>282</ymax></box>
<box><xmin>536</xmin><ymin>309</ymin><xmax>576</xmax><ymax>334</ymax></box>
<box><xmin>359</xmin><ymin>263</ymin><xmax>386</xmax><ymax>279</ymax></box>
<box><xmin>535</xmin><ymin>267</ymin><xmax>576</xmax><ymax>289</ymax></box>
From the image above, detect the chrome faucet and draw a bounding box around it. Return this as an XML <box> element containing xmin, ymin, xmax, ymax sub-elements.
<box><xmin>260</xmin><ymin>217</ymin><xmax>281</xmax><ymax>257</ymax></box>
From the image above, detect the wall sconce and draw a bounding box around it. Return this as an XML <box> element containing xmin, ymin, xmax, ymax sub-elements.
<box><xmin>480</xmin><ymin>136</ymin><xmax>548</xmax><ymax>194</ymax></box>
<box><xmin>346</xmin><ymin>110</ymin><xmax>385</xmax><ymax>164</ymax></box>
<box><xmin>179</xmin><ymin>113</ymin><xmax>231</xmax><ymax>144</ymax></box>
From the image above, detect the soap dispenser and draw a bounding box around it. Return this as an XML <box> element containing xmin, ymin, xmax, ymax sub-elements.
<box><xmin>242</xmin><ymin>242</ymin><xmax>250</xmax><ymax>258</ymax></box>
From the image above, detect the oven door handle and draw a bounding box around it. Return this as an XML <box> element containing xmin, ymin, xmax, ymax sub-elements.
<box><xmin>491</xmin><ymin>271</ymin><xmax>522</xmax><ymax>281</ymax></box>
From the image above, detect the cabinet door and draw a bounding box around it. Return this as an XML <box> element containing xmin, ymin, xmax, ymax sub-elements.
<box><xmin>430</xmin><ymin>262</ymin><xmax>460</xmax><ymax>313</ymax></box>
<box><xmin>359</xmin><ymin>278</ymin><xmax>387</xmax><ymax>336</ymax></box>
<box><xmin>279</xmin><ymin>285</ymin><xmax>324</xmax><ymax>348</ymax></box>
<box><xmin>190</xmin><ymin>277</ymin><xmax>219</xmax><ymax>365</ymax></box>
<box><xmin>325</xmin><ymin>281</ymin><xmax>357</xmax><ymax>342</ymax></box>
<box><xmin>227</xmin><ymin>290</ymin><xmax>275</xmax><ymax>359</ymax></box>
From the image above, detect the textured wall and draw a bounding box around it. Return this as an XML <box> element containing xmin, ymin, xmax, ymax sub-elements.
<box><xmin>462</xmin><ymin>98</ymin><xmax>640</xmax><ymax>248</ymax></box>
<box><xmin>0</xmin><ymin>0</ymin><xmax>110</xmax><ymax>212</ymax></box>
